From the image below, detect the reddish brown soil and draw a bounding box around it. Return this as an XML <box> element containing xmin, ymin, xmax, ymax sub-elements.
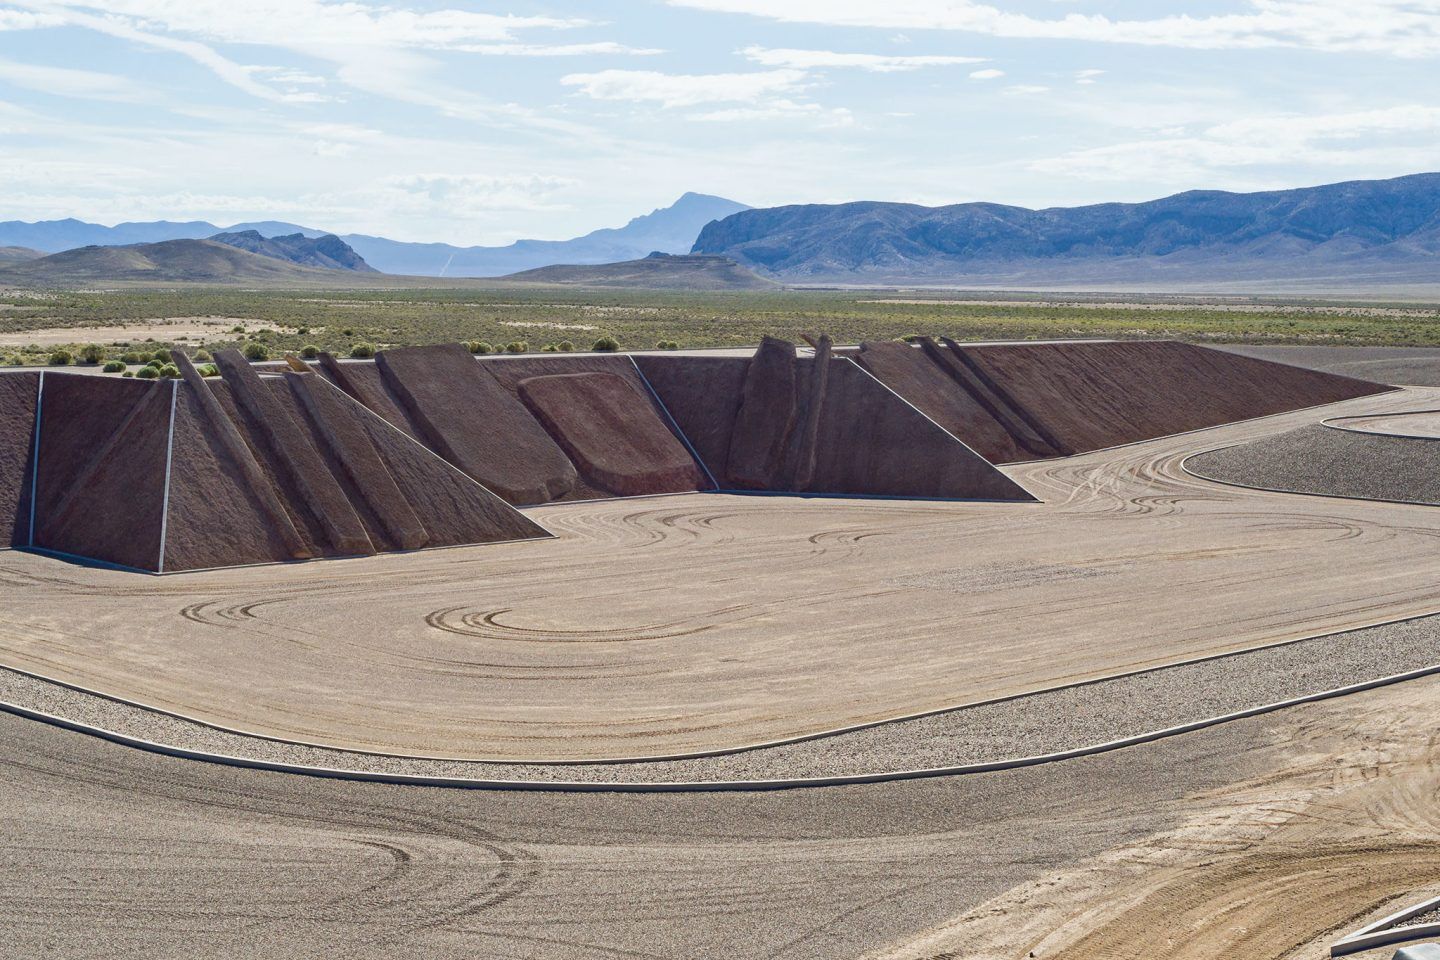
<box><xmin>632</xmin><ymin>355</ymin><xmax>748</xmax><ymax>481</ymax></box>
<box><xmin>635</xmin><ymin>343</ymin><xmax>1032</xmax><ymax>500</ymax></box>
<box><xmin>855</xmin><ymin>340</ymin><xmax>1045</xmax><ymax>464</ymax></box>
<box><xmin>807</xmin><ymin>359</ymin><xmax>1033</xmax><ymax>500</ymax></box>
<box><xmin>0</xmin><ymin>372</ymin><xmax>39</xmax><ymax>547</ymax></box>
<box><xmin>346</xmin><ymin>388</ymin><xmax>548</xmax><ymax>549</ymax></box>
<box><xmin>31</xmin><ymin>374</ymin><xmax>170</xmax><ymax>570</ymax></box>
<box><xmin>726</xmin><ymin>336</ymin><xmax>798</xmax><ymax>489</ymax></box>
<box><xmin>484</xmin><ymin>353</ymin><xmax>710</xmax><ymax>500</ymax></box>
<box><xmin>162</xmin><ymin>370</ymin><xmax>546</xmax><ymax>571</ymax></box>
<box><xmin>287</xmin><ymin>371</ymin><xmax>428</xmax><ymax>552</ymax></box>
<box><xmin>162</xmin><ymin>381</ymin><xmax>308</xmax><ymax>573</ymax></box>
<box><xmin>517</xmin><ymin>372</ymin><xmax>706</xmax><ymax>496</ymax></box>
<box><xmin>213</xmin><ymin>350</ymin><xmax>372</xmax><ymax>557</ymax></box>
<box><xmin>375</xmin><ymin>343</ymin><xmax>577</xmax><ymax>504</ymax></box>
<box><xmin>957</xmin><ymin>340</ymin><xmax>1389</xmax><ymax>457</ymax></box>
<box><xmin>316</xmin><ymin>354</ymin><xmax>423</xmax><ymax>441</ymax></box>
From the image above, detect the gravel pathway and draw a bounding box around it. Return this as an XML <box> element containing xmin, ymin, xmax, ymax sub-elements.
<box><xmin>1186</xmin><ymin>425</ymin><xmax>1440</xmax><ymax>506</ymax></box>
<box><xmin>2</xmin><ymin>614</ymin><xmax>1438</xmax><ymax>785</ymax></box>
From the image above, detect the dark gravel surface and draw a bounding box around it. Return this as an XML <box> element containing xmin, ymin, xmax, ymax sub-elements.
<box><xmin>1215</xmin><ymin>345</ymin><xmax>1440</xmax><ymax>387</ymax></box>
<box><xmin>3</xmin><ymin>613</ymin><xmax>1436</xmax><ymax>785</ymax></box>
<box><xmin>1186</xmin><ymin>425</ymin><xmax>1440</xmax><ymax>506</ymax></box>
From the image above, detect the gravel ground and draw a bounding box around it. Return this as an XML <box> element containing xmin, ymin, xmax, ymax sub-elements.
<box><xmin>1186</xmin><ymin>425</ymin><xmax>1440</xmax><ymax>506</ymax></box>
<box><xmin>2</xmin><ymin>613</ymin><xmax>1437</xmax><ymax>785</ymax></box>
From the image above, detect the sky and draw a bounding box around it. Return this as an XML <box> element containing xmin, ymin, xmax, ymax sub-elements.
<box><xmin>1</xmin><ymin>0</ymin><xmax>1438</xmax><ymax>244</ymax></box>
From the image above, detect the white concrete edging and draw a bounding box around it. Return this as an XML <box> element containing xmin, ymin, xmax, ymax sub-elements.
<box><xmin>1332</xmin><ymin>890</ymin><xmax>1440</xmax><ymax>956</ymax></box>
<box><xmin>3</xmin><ymin>657</ymin><xmax>1439</xmax><ymax>793</ymax></box>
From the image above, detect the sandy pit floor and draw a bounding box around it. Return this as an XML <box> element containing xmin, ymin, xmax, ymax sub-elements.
<box><xmin>2</xmin><ymin>387</ymin><xmax>1437</xmax><ymax>762</ymax></box>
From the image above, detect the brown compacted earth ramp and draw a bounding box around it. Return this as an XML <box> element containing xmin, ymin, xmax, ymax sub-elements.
<box><xmin>856</xmin><ymin>338</ymin><xmax>1385</xmax><ymax>463</ymax></box>
<box><xmin>0</xmin><ymin>385</ymin><xmax>1436</xmax><ymax>760</ymax></box>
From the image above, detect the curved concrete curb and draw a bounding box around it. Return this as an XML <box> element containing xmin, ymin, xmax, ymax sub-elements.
<box><xmin>8</xmin><ymin>606</ymin><xmax>1440</xmax><ymax>767</ymax></box>
<box><xmin>5</xmin><ymin>658</ymin><xmax>1440</xmax><ymax>793</ymax></box>
<box><xmin>1323</xmin><ymin>408</ymin><xmax>1440</xmax><ymax>441</ymax></box>
<box><xmin>1179</xmin><ymin>446</ymin><xmax>1440</xmax><ymax>510</ymax></box>
<box><xmin>1332</xmin><ymin>892</ymin><xmax>1440</xmax><ymax>956</ymax></box>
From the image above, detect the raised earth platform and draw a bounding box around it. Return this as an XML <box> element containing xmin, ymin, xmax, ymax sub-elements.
<box><xmin>0</xmin><ymin>385</ymin><xmax>1434</xmax><ymax>761</ymax></box>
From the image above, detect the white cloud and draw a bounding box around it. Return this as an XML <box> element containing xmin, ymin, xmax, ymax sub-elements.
<box><xmin>1075</xmin><ymin>68</ymin><xmax>1104</xmax><ymax>84</ymax></box>
<box><xmin>691</xmin><ymin>99</ymin><xmax>855</xmax><ymax>126</ymax></box>
<box><xmin>456</xmin><ymin>42</ymin><xmax>663</xmax><ymax>57</ymax></box>
<box><xmin>0</xmin><ymin>0</ymin><xmax>633</xmax><ymax>119</ymax></box>
<box><xmin>666</xmin><ymin>0</ymin><xmax>1440</xmax><ymax>58</ymax></box>
<box><xmin>968</xmin><ymin>68</ymin><xmax>1005</xmax><ymax>80</ymax></box>
<box><xmin>1031</xmin><ymin>105</ymin><xmax>1440</xmax><ymax>181</ymax></box>
<box><xmin>361</xmin><ymin>173</ymin><xmax>577</xmax><ymax>218</ymax></box>
<box><xmin>0</xmin><ymin>57</ymin><xmax>152</xmax><ymax>102</ymax></box>
<box><xmin>561</xmin><ymin>68</ymin><xmax>808</xmax><ymax>107</ymax></box>
<box><xmin>740</xmin><ymin>46</ymin><xmax>984</xmax><ymax>72</ymax></box>
<box><xmin>1003</xmin><ymin>85</ymin><xmax>1049</xmax><ymax>95</ymax></box>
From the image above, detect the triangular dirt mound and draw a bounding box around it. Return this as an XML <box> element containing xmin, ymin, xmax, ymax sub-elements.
<box><xmin>856</xmin><ymin>339</ymin><xmax>1392</xmax><ymax>463</ymax></box>
<box><xmin>160</xmin><ymin>356</ymin><xmax>547</xmax><ymax>572</ymax></box>
<box><xmin>637</xmin><ymin>341</ymin><xmax>1035</xmax><ymax>501</ymax></box>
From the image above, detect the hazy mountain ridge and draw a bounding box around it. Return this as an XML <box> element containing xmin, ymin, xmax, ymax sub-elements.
<box><xmin>0</xmin><ymin>193</ymin><xmax>749</xmax><ymax>277</ymax></box>
<box><xmin>209</xmin><ymin>230</ymin><xmax>376</xmax><ymax>272</ymax></box>
<box><xmin>691</xmin><ymin>173</ymin><xmax>1440</xmax><ymax>285</ymax></box>
<box><xmin>0</xmin><ymin>239</ymin><xmax>350</xmax><ymax>285</ymax></box>
<box><xmin>501</xmin><ymin>252</ymin><xmax>776</xmax><ymax>290</ymax></box>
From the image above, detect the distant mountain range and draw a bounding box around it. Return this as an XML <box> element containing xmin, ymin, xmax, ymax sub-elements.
<box><xmin>210</xmin><ymin>230</ymin><xmax>376</xmax><ymax>272</ymax></box>
<box><xmin>0</xmin><ymin>192</ymin><xmax>749</xmax><ymax>277</ymax></box>
<box><xmin>0</xmin><ymin>239</ymin><xmax>353</xmax><ymax>285</ymax></box>
<box><xmin>502</xmin><ymin>252</ymin><xmax>775</xmax><ymax>290</ymax></box>
<box><xmin>691</xmin><ymin>173</ymin><xmax>1440</xmax><ymax>287</ymax></box>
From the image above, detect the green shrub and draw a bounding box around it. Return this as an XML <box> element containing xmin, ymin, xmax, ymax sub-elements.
<box><xmin>350</xmin><ymin>342</ymin><xmax>376</xmax><ymax>359</ymax></box>
<box><xmin>159</xmin><ymin>363</ymin><xmax>181</xmax><ymax>379</ymax></box>
<box><xmin>242</xmin><ymin>342</ymin><xmax>269</xmax><ymax>361</ymax></box>
<box><xmin>120</xmin><ymin>351</ymin><xmax>144</xmax><ymax>364</ymax></box>
<box><xmin>341</xmin><ymin>328</ymin><xmax>354</xmax><ymax>336</ymax></box>
<box><xmin>79</xmin><ymin>343</ymin><xmax>105</xmax><ymax>364</ymax></box>
<box><xmin>122</xmin><ymin>370</ymin><xmax>134</xmax><ymax>378</ymax></box>
<box><xmin>469</xmin><ymin>340</ymin><xmax>493</xmax><ymax>355</ymax></box>
<box><xmin>504</xmin><ymin>340</ymin><xmax>528</xmax><ymax>354</ymax></box>
<box><xmin>102</xmin><ymin>360</ymin><xmax>125</xmax><ymax>372</ymax></box>
<box><xmin>135</xmin><ymin>365</ymin><xmax>159</xmax><ymax>379</ymax></box>
<box><xmin>198</xmin><ymin>364</ymin><xmax>219</xmax><ymax>377</ymax></box>
<box><xmin>194</xmin><ymin>349</ymin><xmax>212</xmax><ymax>362</ymax></box>
<box><xmin>230</xmin><ymin>324</ymin><xmax>244</xmax><ymax>333</ymax></box>
<box><xmin>656</xmin><ymin>340</ymin><xmax>680</xmax><ymax>350</ymax></box>
<box><xmin>48</xmin><ymin>349</ymin><xmax>72</xmax><ymax>365</ymax></box>
<box><xmin>297</xmin><ymin>326</ymin><xmax>310</xmax><ymax>335</ymax></box>
<box><xmin>540</xmin><ymin>343</ymin><xmax>558</xmax><ymax>352</ymax></box>
<box><xmin>146</xmin><ymin>358</ymin><xmax>165</xmax><ymax>369</ymax></box>
<box><xmin>3</xmin><ymin>355</ymin><xmax>21</xmax><ymax>366</ymax></box>
<box><xmin>153</xmin><ymin>349</ymin><xmax>170</xmax><ymax>362</ymax></box>
<box><xmin>592</xmin><ymin>336</ymin><xmax>620</xmax><ymax>352</ymax></box>
<box><xmin>300</xmin><ymin>344</ymin><xmax>320</xmax><ymax>359</ymax></box>
<box><xmin>557</xmin><ymin>340</ymin><xmax>574</xmax><ymax>352</ymax></box>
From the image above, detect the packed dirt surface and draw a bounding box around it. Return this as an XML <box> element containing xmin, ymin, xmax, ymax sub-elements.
<box><xmin>1</xmin><ymin>387</ymin><xmax>1437</xmax><ymax>760</ymax></box>
<box><xmin>3</xmin><ymin>663</ymin><xmax>1438</xmax><ymax>958</ymax></box>
<box><xmin>868</xmin><ymin>674</ymin><xmax>1440</xmax><ymax>960</ymax></box>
